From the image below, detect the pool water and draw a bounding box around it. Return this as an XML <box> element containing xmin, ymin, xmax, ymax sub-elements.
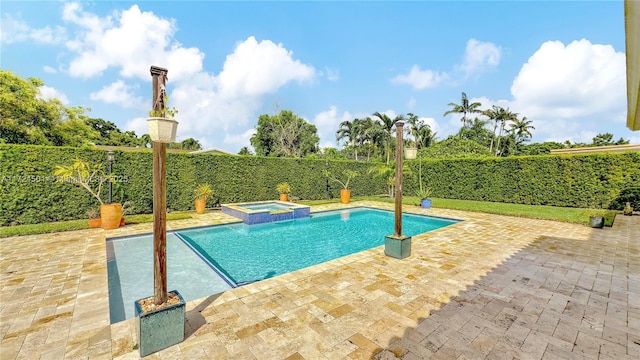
<box><xmin>239</xmin><ymin>202</ymin><xmax>292</xmax><ymax>211</ymax></box>
<box><xmin>107</xmin><ymin>207</ymin><xmax>460</xmax><ymax>323</ymax></box>
<box><xmin>179</xmin><ymin>208</ymin><xmax>460</xmax><ymax>285</ymax></box>
<box><xmin>107</xmin><ymin>233</ymin><xmax>232</xmax><ymax>323</ymax></box>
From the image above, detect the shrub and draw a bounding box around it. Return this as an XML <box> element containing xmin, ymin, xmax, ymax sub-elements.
<box><xmin>609</xmin><ymin>186</ymin><xmax>640</xmax><ymax>210</ymax></box>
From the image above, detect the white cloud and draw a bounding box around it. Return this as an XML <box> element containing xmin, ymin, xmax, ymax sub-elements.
<box><xmin>1</xmin><ymin>14</ymin><xmax>66</xmax><ymax>44</ymax></box>
<box><xmin>509</xmin><ymin>39</ymin><xmax>626</xmax><ymax>142</ymax></box>
<box><xmin>311</xmin><ymin>105</ymin><xmax>353</xmax><ymax>149</ymax></box>
<box><xmin>456</xmin><ymin>39</ymin><xmax>501</xmax><ymax>77</ymax></box>
<box><xmin>124</xmin><ymin>117</ymin><xmax>148</xmax><ymax>137</ymax></box>
<box><xmin>420</xmin><ymin>117</ymin><xmax>440</xmax><ymax>136</ymax></box>
<box><xmin>312</xmin><ymin>106</ymin><xmax>352</xmax><ymax>149</ymax></box>
<box><xmin>49</xmin><ymin>4</ymin><xmax>316</xmax><ymax>152</ymax></box>
<box><xmin>391</xmin><ymin>65</ymin><xmax>447</xmax><ymax>90</ymax></box>
<box><xmin>324</xmin><ymin>66</ymin><xmax>340</xmax><ymax>81</ymax></box>
<box><xmin>89</xmin><ymin>80</ymin><xmax>146</xmax><ymax>109</ymax></box>
<box><xmin>37</xmin><ymin>85</ymin><xmax>69</xmax><ymax>105</ymax></box>
<box><xmin>62</xmin><ymin>3</ymin><xmax>203</xmax><ymax>80</ymax></box>
<box><xmin>223</xmin><ymin>129</ymin><xmax>257</xmax><ymax>150</ymax></box>
<box><xmin>217</xmin><ymin>36</ymin><xmax>316</xmax><ymax>98</ymax></box>
<box><xmin>407</xmin><ymin>97</ymin><xmax>416</xmax><ymax>109</ymax></box>
<box><xmin>43</xmin><ymin>66</ymin><xmax>58</xmax><ymax>74</ymax></box>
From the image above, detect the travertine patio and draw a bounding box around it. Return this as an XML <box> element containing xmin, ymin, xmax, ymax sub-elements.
<box><xmin>0</xmin><ymin>201</ymin><xmax>638</xmax><ymax>359</ymax></box>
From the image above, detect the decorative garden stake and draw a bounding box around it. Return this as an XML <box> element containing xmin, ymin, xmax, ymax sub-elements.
<box><xmin>385</xmin><ymin>121</ymin><xmax>412</xmax><ymax>259</ymax></box>
<box><xmin>135</xmin><ymin>66</ymin><xmax>185</xmax><ymax>357</ymax></box>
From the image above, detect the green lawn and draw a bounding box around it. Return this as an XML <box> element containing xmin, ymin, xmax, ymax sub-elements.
<box><xmin>1</xmin><ymin>197</ymin><xmax>617</xmax><ymax>238</ymax></box>
<box><xmin>301</xmin><ymin>196</ymin><xmax>617</xmax><ymax>226</ymax></box>
<box><xmin>0</xmin><ymin>212</ymin><xmax>192</xmax><ymax>238</ymax></box>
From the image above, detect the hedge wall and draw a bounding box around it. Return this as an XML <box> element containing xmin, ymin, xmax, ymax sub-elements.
<box><xmin>404</xmin><ymin>152</ymin><xmax>640</xmax><ymax>209</ymax></box>
<box><xmin>2</xmin><ymin>144</ymin><xmax>639</xmax><ymax>226</ymax></box>
<box><xmin>0</xmin><ymin>144</ymin><xmax>386</xmax><ymax>225</ymax></box>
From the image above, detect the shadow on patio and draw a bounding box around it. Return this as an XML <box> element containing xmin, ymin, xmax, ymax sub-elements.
<box><xmin>372</xmin><ymin>215</ymin><xmax>639</xmax><ymax>359</ymax></box>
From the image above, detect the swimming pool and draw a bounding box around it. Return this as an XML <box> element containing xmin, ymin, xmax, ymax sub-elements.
<box><xmin>179</xmin><ymin>207</ymin><xmax>459</xmax><ymax>285</ymax></box>
<box><xmin>107</xmin><ymin>207</ymin><xmax>460</xmax><ymax>322</ymax></box>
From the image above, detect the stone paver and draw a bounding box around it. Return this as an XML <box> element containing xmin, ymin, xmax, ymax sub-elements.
<box><xmin>0</xmin><ymin>201</ymin><xmax>638</xmax><ymax>359</ymax></box>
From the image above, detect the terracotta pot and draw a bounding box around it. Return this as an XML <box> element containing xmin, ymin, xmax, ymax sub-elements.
<box><xmin>340</xmin><ymin>189</ymin><xmax>351</xmax><ymax>204</ymax></box>
<box><xmin>195</xmin><ymin>198</ymin><xmax>206</xmax><ymax>214</ymax></box>
<box><xmin>279</xmin><ymin>193</ymin><xmax>289</xmax><ymax>202</ymax></box>
<box><xmin>88</xmin><ymin>218</ymin><xmax>101</xmax><ymax>228</ymax></box>
<box><xmin>119</xmin><ymin>218</ymin><xmax>125</xmax><ymax>227</ymax></box>
<box><xmin>101</xmin><ymin>203</ymin><xmax>122</xmax><ymax>230</ymax></box>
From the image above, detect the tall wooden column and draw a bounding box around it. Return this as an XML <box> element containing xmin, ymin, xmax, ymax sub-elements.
<box><xmin>150</xmin><ymin>66</ymin><xmax>168</xmax><ymax>305</ymax></box>
<box><xmin>394</xmin><ymin>122</ymin><xmax>404</xmax><ymax>236</ymax></box>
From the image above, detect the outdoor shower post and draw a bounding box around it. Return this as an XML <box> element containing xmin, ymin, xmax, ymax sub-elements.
<box><xmin>150</xmin><ymin>65</ymin><xmax>168</xmax><ymax>305</ymax></box>
<box><xmin>384</xmin><ymin>121</ymin><xmax>412</xmax><ymax>258</ymax></box>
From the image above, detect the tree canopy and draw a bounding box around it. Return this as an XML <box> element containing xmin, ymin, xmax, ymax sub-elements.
<box><xmin>250</xmin><ymin>110</ymin><xmax>319</xmax><ymax>157</ymax></box>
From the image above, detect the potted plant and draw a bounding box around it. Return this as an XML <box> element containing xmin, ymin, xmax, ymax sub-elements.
<box><xmin>119</xmin><ymin>201</ymin><xmax>134</xmax><ymax>227</ymax></box>
<box><xmin>276</xmin><ymin>182</ymin><xmax>292</xmax><ymax>201</ymax></box>
<box><xmin>194</xmin><ymin>184</ymin><xmax>213</xmax><ymax>214</ymax></box>
<box><xmin>87</xmin><ymin>207</ymin><xmax>101</xmax><ymax>228</ymax></box>
<box><xmin>54</xmin><ymin>158</ymin><xmax>121</xmax><ymax>230</ymax></box>
<box><xmin>415</xmin><ymin>160</ymin><xmax>431</xmax><ymax>208</ymax></box>
<box><xmin>147</xmin><ymin>95</ymin><xmax>179</xmax><ymax>143</ymax></box>
<box><xmin>416</xmin><ymin>187</ymin><xmax>432</xmax><ymax>209</ymax></box>
<box><xmin>324</xmin><ymin>170</ymin><xmax>359</xmax><ymax>204</ymax></box>
<box><xmin>588</xmin><ymin>210</ymin><xmax>605</xmax><ymax>228</ymax></box>
<box><xmin>404</xmin><ymin>140</ymin><xmax>418</xmax><ymax>160</ymax></box>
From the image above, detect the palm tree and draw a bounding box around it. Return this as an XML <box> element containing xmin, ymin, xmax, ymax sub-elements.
<box><xmin>368</xmin><ymin>161</ymin><xmax>412</xmax><ymax>197</ymax></box>
<box><xmin>415</xmin><ymin>123</ymin><xmax>436</xmax><ymax>149</ymax></box>
<box><xmin>483</xmin><ymin>105</ymin><xmax>518</xmax><ymax>155</ymax></box>
<box><xmin>358</xmin><ymin>118</ymin><xmax>384</xmax><ymax>161</ymax></box>
<box><xmin>372</xmin><ymin>111</ymin><xmax>405</xmax><ymax>164</ymax></box>
<box><xmin>458</xmin><ymin>117</ymin><xmax>492</xmax><ymax>147</ymax></box>
<box><xmin>509</xmin><ymin>116</ymin><xmax>535</xmax><ymax>144</ymax></box>
<box><xmin>336</xmin><ymin>119</ymin><xmax>358</xmax><ymax>159</ymax></box>
<box><xmin>443</xmin><ymin>92</ymin><xmax>482</xmax><ymax>129</ymax></box>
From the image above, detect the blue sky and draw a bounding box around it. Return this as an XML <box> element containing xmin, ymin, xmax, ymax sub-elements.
<box><xmin>2</xmin><ymin>1</ymin><xmax>637</xmax><ymax>152</ymax></box>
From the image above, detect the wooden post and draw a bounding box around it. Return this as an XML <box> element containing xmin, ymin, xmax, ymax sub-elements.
<box><xmin>395</xmin><ymin>122</ymin><xmax>404</xmax><ymax>236</ymax></box>
<box><xmin>150</xmin><ymin>66</ymin><xmax>168</xmax><ymax>305</ymax></box>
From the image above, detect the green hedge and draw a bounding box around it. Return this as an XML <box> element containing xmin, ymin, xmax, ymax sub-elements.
<box><xmin>0</xmin><ymin>145</ymin><xmax>386</xmax><ymax>225</ymax></box>
<box><xmin>404</xmin><ymin>153</ymin><xmax>640</xmax><ymax>209</ymax></box>
<box><xmin>2</xmin><ymin>144</ymin><xmax>639</xmax><ymax>226</ymax></box>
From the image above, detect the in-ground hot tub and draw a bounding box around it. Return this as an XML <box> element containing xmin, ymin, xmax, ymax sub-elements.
<box><xmin>221</xmin><ymin>201</ymin><xmax>311</xmax><ymax>224</ymax></box>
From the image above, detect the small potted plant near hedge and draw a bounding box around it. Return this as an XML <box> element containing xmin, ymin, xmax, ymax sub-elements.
<box><xmin>54</xmin><ymin>158</ymin><xmax>121</xmax><ymax>230</ymax></box>
<box><xmin>323</xmin><ymin>170</ymin><xmax>359</xmax><ymax>204</ymax></box>
<box><xmin>87</xmin><ymin>207</ymin><xmax>101</xmax><ymax>228</ymax></box>
<box><xmin>194</xmin><ymin>184</ymin><xmax>213</xmax><ymax>214</ymax></box>
<box><xmin>276</xmin><ymin>182</ymin><xmax>292</xmax><ymax>201</ymax></box>
<box><xmin>416</xmin><ymin>187</ymin><xmax>432</xmax><ymax>209</ymax></box>
<box><xmin>588</xmin><ymin>210</ymin><xmax>605</xmax><ymax>228</ymax></box>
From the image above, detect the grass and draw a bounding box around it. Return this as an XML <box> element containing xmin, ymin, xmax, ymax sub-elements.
<box><xmin>0</xmin><ymin>212</ymin><xmax>192</xmax><ymax>238</ymax></box>
<box><xmin>301</xmin><ymin>195</ymin><xmax>618</xmax><ymax>226</ymax></box>
<box><xmin>2</xmin><ymin>197</ymin><xmax>618</xmax><ymax>238</ymax></box>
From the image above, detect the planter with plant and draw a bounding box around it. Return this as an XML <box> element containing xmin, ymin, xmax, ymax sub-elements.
<box><xmin>588</xmin><ymin>210</ymin><xmax>605</xmax><ymax>228</ymax></box>
<box><xmin>324</xmin><ymin>170</ymin><xmax>359</xmax><ymax>204</ymax></box>
<box><xmin>120</xmin><ymin>201</ymin><xmax>134</xmax><ymax>227</ymax></box>
<box><xmin>416</xmin><ymin>187</ymin><xmax>433</xmax><ymax>209</ymax></box>
<box><xmin>404</xmin><ymin>140</ymin><xmax>418</xmax><ymax>160</ymax></box>
<box><xmin>54</xmin><ymin>158</ymin><xmax>120</xmax><ymax>230</ymax></box>
<box><xmin>194</xmin><ymin>184</ymin><xmax>213</xmax><ymax>214</ymax></box>
<box><xmin>87</xmin><ymin>207</ymin><xmax>101</xmax><ymax>228</ymax></box>
<box><xmin>276</xmin><ymin>182</ymin><xmax>292</xmax><ymax>202</ymax></box>
<box><xmin>147</xmin><ymin>92</ymin><xmax>179</xmax><ymax>144</ymax></box>
<box><xmin>415</xmin><ymin>160</ymin><xmax>432</xmax><ymax>208</ymax></box>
